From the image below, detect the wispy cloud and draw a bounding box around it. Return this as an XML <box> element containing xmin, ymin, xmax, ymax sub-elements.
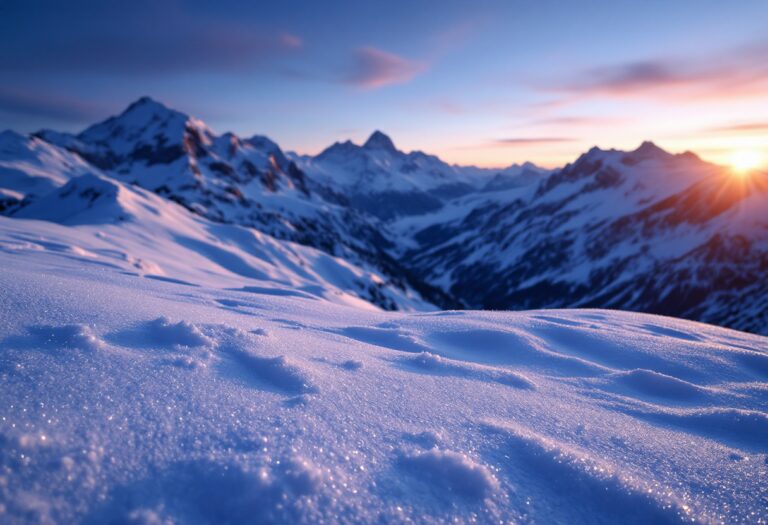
<box><xmin>279</xmin><ymin>33</ymin><xmax>303</xmax><ymax>50</ymax></box>
<box><xmin>562</xmin><ymin>61</ymin><xmax>693</xmax><ymax>95</ymax></box>
<box><xmin>344</xmin><ymin>47</ymin><xmax>426</xmax><ymax>89</ymax></box>
<box><xmin>0</xmin><ymin>3</ymin><xmax>303</xmax><ymax>74</ymax></box>
<box><xmin>543</xmin><ymin>40</ymin><xmax>768</xmax><ymax>102</ymax></box>
<box><xmin>705</xmin><ymin>121</ymin><xmax>768</xmax><ymax>134</ymax></box>
<box><xmin>274</xmin><ymin>46</ymin><xmax>427</xmax><ymax>90</ymax></box>
<box><xmin>494</xmin><ymin>137</ymin><xmax>576</xmax><ymax>146</ymax></box>
<box><xmin>529</xmin><ymin>116</ymin><xmax>629</xmax><ymax>127</ymax></box>
<box><xmin>455</xmin><ymin>137</ymin><xmax>576</xmax><ymax>150</ymax></box>
<box><xmin>0</xmin><ymin>89</ymin><xmax>108</xmax><ymax>122</ymax></box>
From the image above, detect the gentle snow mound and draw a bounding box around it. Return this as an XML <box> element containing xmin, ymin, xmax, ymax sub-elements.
<box><xmin>145</xmin><ymin>317</ymin><xmax>212</xmax><ymax>347</ymax></box>
<box><xmin>398</xmin><ymin>449</ymin><xmax>500</xmax><ymax>500</ymax></box>
<box><xmin>6</xmin><ymin>324</ymin><xmax>104</xmax><ymax>352</ymax></box>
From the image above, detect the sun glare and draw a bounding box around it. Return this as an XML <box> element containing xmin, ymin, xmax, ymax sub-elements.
<box><xmin>729</xmin><ymin>150</ymin><xmax>764</xmax><ymax>174</ymax></box>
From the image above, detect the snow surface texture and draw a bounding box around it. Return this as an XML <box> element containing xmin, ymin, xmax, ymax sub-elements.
<box><xmin>1</xmin><ymin>211</ymin><xmax>768</xmax><ymax>523</ymax></box>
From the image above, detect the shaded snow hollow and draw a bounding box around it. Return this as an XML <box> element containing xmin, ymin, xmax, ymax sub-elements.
<box><xmin>0</xmin><ymin>211</ymin><xmax>767</xmax><ymax>523</ymax></box>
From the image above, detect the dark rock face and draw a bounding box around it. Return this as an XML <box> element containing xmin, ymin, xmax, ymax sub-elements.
<box><xmin>363</xmin><ymin>130</ymin><xmax>397</xmax><ymax>152</ymax></box>
<box><xmin>131</xmin><ymin>142</ymin><xmax>186</xmax><ymax>166</ymax></box>
<box><xmin>0</xmin><ymin>194</ymin><xmax>21</xmax><ymax>213</ymax></box>
<box><xmin>286</xmin><ymin>162</ymin><xmax>309</xmax><ymax>196</ymax></box>
<box><xmin>350</xmin><ymin>192</ymin><xmax>443</xmax><ymax>220</ymax></box>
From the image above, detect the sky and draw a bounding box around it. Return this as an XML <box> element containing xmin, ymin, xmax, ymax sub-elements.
<box><xmin>1</xmin><ymin>0</ymin><xmax>768</xmax><ymax>168</ymax></box>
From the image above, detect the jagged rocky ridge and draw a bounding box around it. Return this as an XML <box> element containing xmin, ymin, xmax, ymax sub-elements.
<box><xmin>6</xmin><ymin>98</ymin><xmax>454</xmax><ymax>310</ymax></box>
<box><xmin>2</xmin><ymin>97</ymin><xmax>767</xmax><ymax>333</ymax></box>
<box><xmin>400</xmin><ymin>142</ymin><xmax>768</xmax><ymax>334</ymax></box>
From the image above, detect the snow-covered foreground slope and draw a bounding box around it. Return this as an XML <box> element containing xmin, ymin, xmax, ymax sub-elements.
<box><xmin>1</xmin><ymin>219</ymin><xmax>767</xmax><ymax>524</ymax></box>
<box><xmin>3</xmin><ymin>172</ymin><xmax>429</xmax><ymax>312</ymax></box>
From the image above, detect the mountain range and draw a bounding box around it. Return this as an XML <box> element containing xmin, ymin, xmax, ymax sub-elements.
<box><xmin>2</xmin><ymin>96</ymin><xmax>766</xmax><ymax>333</ymax></box>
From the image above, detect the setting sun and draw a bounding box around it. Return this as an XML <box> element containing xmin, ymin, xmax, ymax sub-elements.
<box><xmin>729</xmin><ymin>149</ymin><xmax>765</xmax><ymax>173</ymax></box>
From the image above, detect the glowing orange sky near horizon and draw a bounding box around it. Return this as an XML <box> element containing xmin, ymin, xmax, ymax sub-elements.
<box><xmin>388</xmin><ymin>117</ymin><xmax>768</xmax><ymax>170</ymax></box>
<box><xmin>290</xmin><ymin>93</ymin><xmax>768</xmax><ymax>170</ymax></box>
<box><xmin>446</xmin><ymin>142</ymin><xmax>768</xmax><ymax>171</ymax></box>
<box><xmin>308</xmin><ymin>130</ymin><xmax>768</xmax><ymax>171</ymax></box>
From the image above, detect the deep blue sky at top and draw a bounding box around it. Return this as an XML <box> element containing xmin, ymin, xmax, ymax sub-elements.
<box><xmin>1</xmin><ymin>0</ymin><xmax>767</xmax><ymax>166</ymax></box>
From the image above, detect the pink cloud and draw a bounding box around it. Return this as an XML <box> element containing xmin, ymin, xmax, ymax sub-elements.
<box><xmin>279</xmin><ymin>33</ymin><xmax>303</xmax><ymax>50</ymax></box>
<box><xmin>345</xmin><ymin>47</ymin><xmax>426</xmax><ymax>89</ymax></box>
<box><xmin>705</xmin><ymin>121</ymin><xmax>768</xmax><ymax>134</ymax></box>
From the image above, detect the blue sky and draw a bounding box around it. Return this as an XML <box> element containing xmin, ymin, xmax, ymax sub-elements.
<box><xmin>2</xmin><ymin>0</ymin><xmax>767</xmax><ymax>167</ymax></box>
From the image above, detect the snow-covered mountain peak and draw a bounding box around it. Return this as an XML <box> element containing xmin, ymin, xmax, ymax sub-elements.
<box><xmin>292</xmin><ymin>131</ymin><xmax>550</xmax><ymax>219</ymax></box>
<box><xmin>123</xmin><ymin>95</ymin><xmax>175</xmax><ymax>116</ymax></box>
<box><xmin>20</xmin><ymin>100</ymin><xmax>320</xmax><ymax>238</ymax></box>
<box><xmin>566</xmin><ymin>141</ymin><xmax>704</xmax><ymax>175</ymax></box>
<box><xmin>86</xmin><ymin>96</ymin><xmax>188</xmax><ymax>136</ymax></box>
<box><xmin>363</xmin><ymin>130</ymin><xmax>397</xmax><ymax>152</ymax></box>
<box><xmin>14</xmin><ymin>173</ymin><xmax>136</xmax><ymax>225</ymax></box>
<box><xmin>535</xmin><ymin>140</ymin><xmax>720</xmax><ymax>207</ymax></box>
<box><xmin>245</xmin><ymin>134</ymin><xmax>289</xmax><ymax>163</ymax></box>
<box><xmin>633</xmin><ymin>140</ymin><xmax>665</xmax><ymax>156</ymax></box>
<box><xmin>584</xmin><ymin>145</ymin><xmax>610</xmax><ymax>157</ymax></box>
<box><xmin>622</xmin><ymin>140</ymin><xmax>675</xmax><ymax>165</ymax></box>
<box><xmin>0</xmin><ymin>129</ymin><xmax>94</xmax><ymax>214</ymax></box>
<box><xmin>315</xmin><ymin>140</ymin><xmax>363</xmax><ymax>161</ymax></box>
<box><xmin>0</xmin><ymin>129</ymin><xmax>27</xmax><ymax>146</ymax></box>
<box><xmin>0</xmin><ymin>130</ymin><xmax>35</xmax><ymax>156</ymax></box>
<box><xmin>74</xmin><ymin>97</ymin><xmax>214</xmax><ymax>161</ymax></box>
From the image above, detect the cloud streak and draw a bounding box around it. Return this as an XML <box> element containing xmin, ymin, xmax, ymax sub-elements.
<box><xmin>0</xmin><ymin>3</ymin><xmax>302</xmax><ymax>73</ymax></box>
<box><xmin>529</xmin><ymin>116</ymin><xmax>629</xmax><ymax>127</ymax></box>
<box><xmin>344</xmin><ymin>47</ymin><xmax>426</xmax><ymax>89</ymax></box>
<box><xmin>563</xmin><ymin>61</ymin><xmax>693</xmax><ymax>94</ymax></box>
<box><xmin>495</xmin><ymin>137</ymin><xmax>576</xmax><ymax>146</ymax></box>
<box><xmin>544</xmin><ymin>40</ymin><xmax>768</xmax><ymax>102</ymax></box>
<box><xmin>705</xmin><ymin>121</ymin><xmax>768</xmax><ymax>134</ymax></box>
<box><xmin>0</xmin><ymin>89</ymin><xmax>109</xmax><ymax>122</ymax></box>
<box><xmin>455</xmin><ymin>137</ymin><xmax>577</xmax><ymax>150</ymax></box>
